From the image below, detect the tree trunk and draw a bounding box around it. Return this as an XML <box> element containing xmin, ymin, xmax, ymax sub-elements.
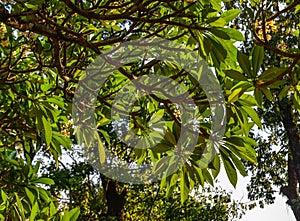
<box><xmin>100</xmin><ymin>174</ymin><xmax>127</xmax><ymax>220</ymax></box>
<box><xmin>280</xmin><ymin>156</ymin><xmax>300</xmax><ymax>220</ymax></box>
<box><xmin>279</xmin><ymin>101</ymin><xmax>300</xmax><ymax>220</ymax></box>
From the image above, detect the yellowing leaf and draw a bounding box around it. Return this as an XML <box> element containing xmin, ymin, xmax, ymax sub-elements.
<box><xmin>97</xmin><ymin>136</ymin><xmax>106</xmax><ymax>164</ymax></box>
<box><xmin>228</xmin><ymin>88</ymin><xmax>243</xmax><ymax>103</ymax></box>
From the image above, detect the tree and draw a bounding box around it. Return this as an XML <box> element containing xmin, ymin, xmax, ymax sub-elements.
<box><xmin>222</xmin><ymin>0</ymin><xmax>300</xmax><ymax>219</ymax></box>
<box><xmin>0</xmin><ymin>0</ymin><xmax>265</xmax><ymax>220</ymax></box>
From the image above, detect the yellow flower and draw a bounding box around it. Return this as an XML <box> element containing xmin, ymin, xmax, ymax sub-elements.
<box><xmin>278</xmin><ymin>40</ymin><xmax>288</xmax><ymax>50</ymax></box>
<box><xmin>254</xmin><ymin>22</ymin><xmax>261</xmax><ymax>28</ymax></box>
<box><xmin>271</xmin><ymin>26</ymin><xmax>278</xmax><ymax>32</ymax></box>
<box><xmin>111</xmin><ymin>20</ymin><xmax>116</xmax><ymax>26</ymax></box>
<box><xmin>0</xmin><ymin>33</ymin><xmax>5</xmax><ymax>39</ymax></box>
<box><xmin>0</xmin><ymin>39</ymin><xmax>9</xmax><ymax>47</ymax></box>
<box><xmin>266</xmin><ymin>34</ymin><xmax>271</xmax><ymax>41</ymax></box>
<box><xmin>257</xmin><ymin>34</ymin><xmax>263</xmax><ymax>40</ymax></box>
<box><xmin>266</xmin><ymin>20</ymin><xmax>275</xmax><ymax>27</ymax></box>
<box><xmin>0</xmin><ymin>22</ymin><xmax>7</xmax><ymax>34</ymax></box>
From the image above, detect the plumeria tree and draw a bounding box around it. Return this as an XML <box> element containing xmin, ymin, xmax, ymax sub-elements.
<box><xmin>1</xmin><ymin>0</ymin><xmax>298</xmax><ymax>220</ymax></box>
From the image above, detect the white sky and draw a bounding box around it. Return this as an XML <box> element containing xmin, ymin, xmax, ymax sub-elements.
<box><xmin>218</xmin><ymin>168</ymin><xmax>296</xmax><ymax>221</ymax></box>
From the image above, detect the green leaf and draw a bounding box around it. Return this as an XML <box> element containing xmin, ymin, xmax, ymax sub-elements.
<box><xmin>251</xmin><ymin>45</ymin><xmax>264</xmax><ymax>76</ymax></box>
<box><xmin>261</xmin><ymin>87</ymin><xmax>273</xmax><ymax>101</ymax></box>
<box><xmin>32</xmin><ymin>177</ymin><xmax>55</xmax><ymax>185</ymax></box>
<box><xmin>250</xmin><ymin>0</ymin><xmax>260</xmax><ymax>6</ymax></box>
<box><xmin>229</xmin><ymin>153</ymin><xmax>246</xmax><ymax>176</ymax></box>
<box><xmin>25</xmin><ymin>187</ymin><xmax>35</xmax><ymax>206</ymax></box>
<box><xmin>149</xmin><ymin>109</ymin><xmax>164</xmax><ymax>123</ymax></box>
<box><xmin>221</xmin><ymin>154</ymin><xmax>237</xmax><ymax>187</ymax></box>
<box><xmin>279</xmin><ymin>86</ymin><xmax>291</xmax><ymax>100</ymax></box>
<box><xmin>14</xmin><ymin>193</ymin><xmax>26</xmax><ymax>221</ymax></box>
<box><xmin>211</xmin><ymin>155</ymin><xmax>221</xmax><ymax>178</ymax></box>
<box><xmin>210</xmin><ymin>0</ymin><xmax>221</xmax><ymax>11</ymax></box>
<box><xmin>151</xmin><ymin>143</ymin><xmax>172</xmax><ymax>153</ymax></box>
<box><xmin>25</xmin><ymin>3</ymin><xmax>39</xmax><ymax>10</ymax></box>
<box><xmin>226</xmin><ymin>142</ymin><xmax>257</xmax><ymax>164</ymax></box>
<box><xmin>222</xmin><ymin>28</ymin><xmax>245</xmax><ymax>41</ymax></box>
<box><xmin>210</xmin><ymin>28</ymin><xmax>230</xmax><ymax>40</ymax></box>
<box><xmin>293</xmin><ymin>92</ymin><xmax>300</xmax><ymax>111</ymax></box>
<box><xmin>295</xmin><ymin>5</ymin><xmax>300</xmax><ymax>14</ymax></box>
<box><xmin>62</xmin><ymin>209</ymin><xmax>70</xmax><ymax>221</ymax></box>
<box><xmin>69</xmin><ymin>207</ymin><xmax>80</xmax><ymax>220</ymax></box>
<box><xmin>221</xmin><ymin>9</ymin><xmax>241</xmax><ymax>23</ymax></box>
<box><xmin>169</xmin><ymin>173</ymin><xmax>178</xmax><ymax>188</ymax></box>
<box><xmin>50</xmin><ymin>202</ymin><xmax>57</xmax><ymax>216</ymax></box>
<box><xmin>42</xmin><ymin>116</ymin><xmax>52</xmax><ymax>146</ymax></box>
<box><xmin>237</xmin><ymin>51</ymin><xmax>251</xmax><ymax>77</ymax></box>
<box><xmin>180</xmin><ymin>172</ymin><xmax>189</xmax><ymax>204</ymax></box>
<box><xmin>153</xmin><ymin>155</ymin><xmax>171</xmax><ymax>175</ymax></box>
<box><xmin>193</xmin><ymin>166</ymin><xmax>204</xmax><ymax>186</ymax></box>
<box><xmin>30</xmin><ymin>202</ymin><xmax>39</xmax><ymax>221</ymax></box>
<box><xmin>165</xmin><ymin>129</ymin><xmax>177</xmax><ymax>145</ymax></box>
<box><xmin>1</xmin><ymin>190</ymin><xmax>8</xmax><ymax>203</ymax></box>
<box><xmin>231</xmin><ymin>81</ymin><xmax>253</xmax><ymax>90</ymax></box>
<box><xmin>254</xmin><ymin>88</ymin><xmax>263</xmax><ymax>107</ymax></box>
<box><xmin>36</xmin><ymin>187</ymin><xmax>51</xmax><ymax>203</ymax></box>
<box><xmin>97</xmin><ymin>136</ymin><xmax>106</xmax><ymax>164</ymax></box>
<box><xmin>47</xmin><ymin>97</ymin><xmax>65</xmax><ymax>109</ymax></box>
<box><xmin>224</xmin><ymin>70</ymin><xmax>247</xmax><ymax>81</ymax></box>
<box><xmin>208</xmin><ymin>17</ymin><xmax>227</xmax><ymax>27</ymax></box>
<box><xmin>259</xmin><ymin>67</ymin><xmax>286</xmax><ymax>81</ymax></box>
<box><xmin>240</xmin><ymin>106</ymin><xmax>262</xmax><ymax>128</ymax></box>
<box><xmin>228</xmin><ymin>88</ymin><xmax>243</xmax><ymax>103</ymax></box>
<box><xmin>202</xmin><ymin>168</ymin><xmax>214</xmax><ymax>186</ymax></box>
<box><xmin>238</xmin><ymin>94</ymin><xmax>257</xmax><ymax>106</ymax></box>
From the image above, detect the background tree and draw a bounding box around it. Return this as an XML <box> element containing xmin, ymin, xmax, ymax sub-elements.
<box><xmin>43</xmin><ymin>150</ymin><xmax>247</xmax><ymax>220</ymax></box>
<box><xmin>223</xmin><ymin>0</ymin><xmax>300</xmax><ymax>219</ymax></box>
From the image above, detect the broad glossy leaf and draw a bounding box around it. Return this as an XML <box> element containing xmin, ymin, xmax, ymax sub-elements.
<box><xmin>180</xmin><ymin>171</ymin><xmax>189</xmax><ymax>203</ymax></box>
<box><xmin>240</xmin><ymin>106</ymin><xmax>262</xmax><ymax>129</ymax></box>
<box><xmin>31</xmin><ymin>177</ymin><xmax>55</xmax><ymax>185</ymax></box>
<box><xmin>69</xmin><ymin>208</ymin><xmax>80</xmax><ymax>220</ymax></box>
<box><xmin>261</xmin><ymin>87</ymin><xmax>273</xmax><ymax>101</ymax></box>
<box><xmin>259</xmin><ymin>67</ymin><xmax>286</xmax><ymax>81</ymax></box>
<box><xmin>210</xmin><ymin>28</ymin><xmax>230</xmax><ymax>40</ymax></box>
<box><xmin>97</xmin><ymin>137</ymin><xmax>106</xmax><ymax>164</ymax></box>
<box><xmin>221</xmin><ymin>154</ymin><xmax>237</xmax><ymax>187</ymax></box>
<box><xmin>209</xmin><ymin>17</ymin><xmax>227</xmax><ymax>27</ymax></box>
<box><xmin>279</xmin><ymin>86</ymin><xmax>291</xmax><ymax>100</ymax></box>
<box><xmin>237</xmin><ymin>51</ymin><xmax>251</xmax><ymax>77</ymax></box>
<box><xmin>251</xmin><ymin>45</ymin><xmax>264</xmax><ymax>76</ymax></box>
<box><xmin>224</xmin><ymin>70</ymin><xmax>247</xmax><ymax>81</ymax></box>
<box><xmin>228</xmin><ymin>88</ymin><xmax>243</xmax><ymax>103</ymax></box>
<box><xmin>254</xmin><ymin>88</ymin><xmax>263</xmax><ymax>107</ymax></box>
<box><xmin>1</xmin><ymin>190</ymin><xmax>8</xmax><ymax>203</ymax></box>
<box><xmin>222</xmin><ymin>28</ymin><xmax>245</xmax><ymax>41</ymax></box>
<box><xmin>14</xmin><ymin>193</ymin><xmax>26</xmax><ymax>221</ymax></box>
<box><xmin>29</xmin><ymin>202</ymin><xmax>39</xmax><ymax>221</ymax></box>
<box><xmin>42</xmin><ymin>116</ymin><xmax>52</xmax><ymax>146</ymax></box>
<box><xmin>221</xmin><ymin>9</ymin><xmax>242</xmax><ymax>23</ymax></box>
<box><xmin>25</xmin><ymin>187</ymin><xmax>35</xmax><ymax>206</ymax></box>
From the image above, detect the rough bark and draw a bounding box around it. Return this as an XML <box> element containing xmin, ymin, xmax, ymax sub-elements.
<box><xmin>279</xmin><ymin>101</ymin><xmax>300</xmax><ymax>220</ymax></box>
<box><xmin>100</xmin><ymin>174</ymin><xmax>127</xmax><ymax>220</ymax></box>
